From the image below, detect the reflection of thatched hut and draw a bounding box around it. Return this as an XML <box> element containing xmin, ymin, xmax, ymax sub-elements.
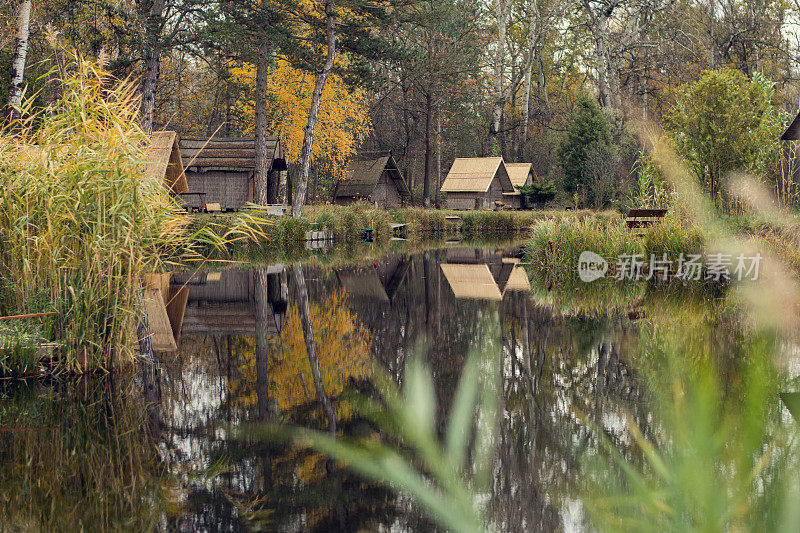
<box><xmin>441</xmin><ymin>250</ymin><xmax>530</xmax><ymax>301</ymax></box>
<box><xmin>333</xmin><ymin>153</ymin><xmax>410</xmax><ymax>208</ymax></box>
<box><xmin>499</xmin><ymin>258</ymin><xmax>531</xmax><ymax>294</ymax></box>
<box><xmin>143</xmin><ymin>272</ymin><xmax>189</xmax><ymax>352</ymax></box>
<box><xmin>173</xmin><ymin>267</ymin><xmax>286</xmax><ymax>336</ymax></box>
<box><xmin>179</xmin><ymin>136</ymin><xmax>287</xmax><ymax>210</ymax></box>
<box><xmin>145</xmin><ymin>131</ymin><xmax>188</xmax><ymax>195</ymax></box>
<box><xmin>440</xmin><ymin>264</ymin><xmax>503</xmax><ymax>300</ymax></box>
<box><xmin>336</xmin><ymin>255</ymin><xmax>411</xmax><ymax>303</ymax></box>
<box><xmin>441</xmin><ymin>157</ymin><xmax>515</xmax><ymax>210</ymax></box>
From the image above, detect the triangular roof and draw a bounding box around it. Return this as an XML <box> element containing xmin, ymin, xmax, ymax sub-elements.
<box><xmin>781</xmin><ymin>111</ymin><xmax>800</xmax><ymax>140</ymax></box>
<box><xmin>179</xmin><ymin>136</ymin><xmax>287</xmax><ymax>172</ymax></box>
<box><xmin>440</xmin><ymin>263</ymin><xmax>502</xmax><ymax>300</ymax></box>
<box><xmin>335</xmin><ymin>153</ymin><xmax>410</xmax><ymax>198</ymax></box>
<box><xmin>500</xmin><ymin>258</ymin><xmax>531</xmax><ymax>294</ymax></box>
<box><xmin>336</xmin><ymin>268</ymin><xmax>390</xmax><ymax>303</ymax></box>
<box><xmin>145</xmin><ymin>131</ymin><xmax>188</xmax><ymax>194</ymax></box>
<box><xmin>440</xmin><ymin>157</ymin><xmax>514</xmax><ymax>193</ymax></box>
<box><xmin>505</xmin><ymin>162</ymin><xmax>533</xmax><ymax>188</ymax></box>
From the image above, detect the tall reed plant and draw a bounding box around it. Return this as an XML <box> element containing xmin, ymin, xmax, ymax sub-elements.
<box><xmin>0</xmin><ymin>58</ymin><xmax>186</xmax><ymax>372</ymax></box>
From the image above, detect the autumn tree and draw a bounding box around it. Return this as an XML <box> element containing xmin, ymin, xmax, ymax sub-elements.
<box><xmin>668</xmin><ymin>68</ymin><xmax>783</xmax><ymax>208</ymax></box>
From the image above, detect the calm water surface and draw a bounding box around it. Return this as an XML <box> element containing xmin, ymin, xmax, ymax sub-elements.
<box><xmin>1</xmin><ymin>245</ymin><xmax>711</xmax><ymax>531</ymax></box>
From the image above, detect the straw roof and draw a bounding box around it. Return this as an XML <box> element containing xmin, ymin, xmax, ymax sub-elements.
<box><xmin>440</xmin><ymin>263</ymin><xmax>502</xmax><ymax>300</ymax></box>
<box><xmin>505</xmin><ymin>162</ymin><xmax>533</xmax><ymax>188</ymax></box>
<box><xmin>179</xmin><ymin>136</ymin><xmax>287</xmax><ymax>172</ymax></box>
<box><xmin>782</xmin><ymin>112</ymin><xmax>800</xmax><ymax>140</ymax></box>
<box><xmin>145</xmin><ymin>131</ymin><xmax>188</xmax><ymax>194</ymax></box>
<box><xmin>440</xmin><ymin>157</ymin><xmax>514</xmax><ymax>193</ymax></box>
<box><xmin>335</xmin><ymin>153</ymin><xmax>410</xmax><ymax>198</ymax></box>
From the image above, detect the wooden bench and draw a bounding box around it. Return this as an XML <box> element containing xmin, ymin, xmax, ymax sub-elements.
<box><xmin>626</xmin><ymin>208</ymin><xmax>667</xmax><ymax>234</ymax></box>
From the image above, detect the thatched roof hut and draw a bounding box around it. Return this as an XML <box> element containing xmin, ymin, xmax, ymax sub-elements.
<box><xmin>334</xmin><ymin>152</ymin><xmax>410</xmax><ymax>207</ymax></box>
<box><xmin>440</xmin><ymin>157</ymin><xmax>515</xmax><ymax>210</ymax></box>
<box><xmin>178</xmin><ymin>136</ymin><xmax>287</xmax><ymax>210</ymax></box>
<box><xmin>505</xmin><ymin>162</ymin><xmax>533</xmax><ymax>188</ymax></box>
<box><xmin>145</xmin><ymin>131</ymin><xmax>188</xmax><ymax>194</ymax></box>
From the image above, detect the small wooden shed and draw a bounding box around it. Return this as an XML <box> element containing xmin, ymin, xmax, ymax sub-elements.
<box><xmin>145</xmin><ymin>131</ymin><xmax>188</xmax><ymax>195</ymax></box>
<box><xmin>503</xmin><ymin>162</ymin><xmax>534</xmax><ymax>209</ymax></box>
<box><xmin>179</xmin><ymin>136</ymin><xmax>287</xmax><ymax>210</ymax></box>
<box><xmin>334</xmin><ymin>152</ymin><xmax>410</xmax><ymax>207</ymax></box>
<box><xmin>440</xmin><ymin>157</ymin><xmax>515</xmax><ymax>210</ymax></box>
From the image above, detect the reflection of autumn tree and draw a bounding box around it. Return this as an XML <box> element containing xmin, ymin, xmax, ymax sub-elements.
<box><xmin>271</xmin><ymin>286</ymin><xmax>372</xmax><ymax>415</ymax></box>
<box><xmin>227</xmin><ymin>287</ymin><xmax>371</xmax><ymax>418</ymax></box>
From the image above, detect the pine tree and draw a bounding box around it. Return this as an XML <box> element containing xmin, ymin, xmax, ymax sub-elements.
<box><xmin>557</xmin><ymin>94</ymin><xmax>612</xmax><ymax>194</ymax></box>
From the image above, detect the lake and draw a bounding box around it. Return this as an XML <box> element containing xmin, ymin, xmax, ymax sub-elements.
<box><xmin>1</xmin><ymin>244</ymin><xmax>792</xmax><ymax>531</ymax></box>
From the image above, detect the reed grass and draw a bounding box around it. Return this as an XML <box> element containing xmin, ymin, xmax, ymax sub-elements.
<box><xmin>0</xmin><ymin>59</ymin><xmax>187</xmax><ymax>372</ymax></box>
<box><xmin>526</xmin><ymin>215</ymin><xmax>704</xmax><ymax>282</ymax></box>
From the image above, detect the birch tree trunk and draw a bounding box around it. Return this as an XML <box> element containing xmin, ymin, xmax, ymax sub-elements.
<box><xmin>519</xmin><ymin>0</ymin><xmax>539</xmax><ymax>158</ymax></box>
<box><xmin>490</xmin><ymin>0</ymin><xmax>513</xmax><ymax>153</ymax></box>
<box><xmin>292</xmin><ymin>1</ymin><xmax>335</xmax><ymax>217</ymax></box>
<box><xmin>7</xmin><ymin>0</ymin><xmax>32</xmax><ymax>125</ymax></box>
<box><xmin>140</xmin><ymin>0</ymin><xmax>166</xmax><ymax>135</ymax></box>
<box><xmin>254</xmin><ymin>42</ymin><xmax>271</xmax><ymax>205</ymax></box>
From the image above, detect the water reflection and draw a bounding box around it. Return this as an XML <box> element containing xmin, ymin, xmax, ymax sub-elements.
<box><xmin>1</xmin><ymin>245</ymin><xmax>742</xmax><ymax>531</ymax></box>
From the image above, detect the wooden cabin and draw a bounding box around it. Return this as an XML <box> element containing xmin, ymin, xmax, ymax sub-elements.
<box><xmin>440</xmin><ymin>157</ymin><xmax>515</xmax><ymax>210</ymax></box>
<box><xmin>503</xmin><ymin>162</ymin><xmax>534</xmax><ymax>209</ymax></box>
<box><xmin>145</xmin><ymin>131</ymin><xmax>188</xmax><ymax>195</ymax></box>
<box><xmin>333</xmin><ymin>153</ymin><xmax>410</xmax><ymax>207</ymax></box>
<box><xmin>179</xmin><ymin>136</ymin><xmax>287</xmax><ymax>210</ymax></box>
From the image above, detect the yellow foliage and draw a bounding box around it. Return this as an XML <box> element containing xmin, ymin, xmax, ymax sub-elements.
<box><xmin>228</xmin><ymin>288</ymin><xmax>372</xmax><ymax>415</ymax></box>
<box><xmin>268</xmin><ymin>287</ymin><xmax>372</xmax><ymax>413</ymax></box>
<box><xmin>229</xmin><ymin>59</ymin><xmax>372</xmax><ymax>181</ymax></box>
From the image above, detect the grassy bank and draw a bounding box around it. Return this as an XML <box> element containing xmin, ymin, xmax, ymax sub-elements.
<box><xmin>189</xmin><ymin>203</ymin><xmax>602</xmax><ymax>263</ymax></box>
<box><xmin>526</xmin><ymin>214</ymin><xmax>704</xmax><ymax>283</ymax></box>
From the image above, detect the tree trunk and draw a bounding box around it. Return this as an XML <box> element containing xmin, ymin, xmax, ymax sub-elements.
<box><xmin>292</xmin><ymin>1</ymin><xmax>336</xmax><ymax>217</ymax></box>
<box><xmin>519</xmin><ymin>0</ymin><xmax>539</xmax><ymax>158</ymax></box>
<box><xmin>490</xmin><ymin>0</ymin><xmax>512</xmax><ymax>152</ymax></box>
<box><xmin>140</xmin><ymin>0</ymin><xmax>166</xmax><ymax>135</ymax></box>
<box><xmin>7</xmin><ymin>0</ymin><xmax>32</xmax><ymax>125</ymax></box>
<box><xmin>292</xmin><ymin>264</ymin><xmax>336</xmax><ymax>434</ymax></box>
<box><xmin>255</xmin><ymin>42</ymin><xmax>273</xmax><ymax>205</ymax></box>
<box><xmin>254</xmin><ymin>267</ymin><xmax>273</xmax><ymax>420</ymax></box>
<box><xmin>435</xmin><ymin>102</ymin><xmax>442</xmax><ymax>209</ymax></box>
<box><xmin>423</xmin><ymin>91</ymin><xmax>433</xmax><ymax>207</ymax></box>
